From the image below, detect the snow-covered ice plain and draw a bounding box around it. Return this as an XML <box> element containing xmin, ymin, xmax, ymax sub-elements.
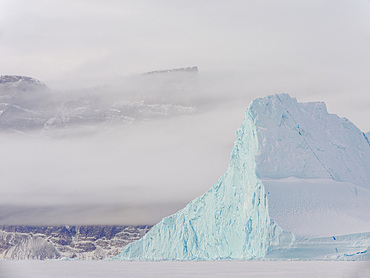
<box><xmin>1</xmin><ymin>261</ymin><xmax>370</xmax><ymax>278</ymax></box>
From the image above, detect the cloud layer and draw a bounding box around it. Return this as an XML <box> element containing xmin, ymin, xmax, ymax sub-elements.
<box><xmin>0</xmin><ymin>0</ymin><xmax>369</xmax><ymax>224</ymax></box>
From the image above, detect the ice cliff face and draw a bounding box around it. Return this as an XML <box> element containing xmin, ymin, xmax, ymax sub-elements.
<box><xmin>252</xmin><ymin>94</ymin><xmax>369</xmax><ymax>189</ymax></box>
<box><xmin>117</xmin><ymin>93</ymin><xmax>369</xmax><ymax>260</ymax></box>
<box><xmin>117</xmin><ymin>96</ymin><xmax>282</xmax><ymax>260</ymax></box>
<box><xmin>251</xmin><ymin>94</ymin><xmax>370</xmax><ymax>240</ymax></box>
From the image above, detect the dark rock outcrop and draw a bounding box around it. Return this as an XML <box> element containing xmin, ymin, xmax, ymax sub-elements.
<box><xmin>0</xmin><ymin>225</ymin><xmax>151</xmax><ymax>260</ymax></box>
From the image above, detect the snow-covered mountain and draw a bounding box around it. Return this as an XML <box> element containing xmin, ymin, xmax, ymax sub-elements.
<box><xmin>143</xmin><ymin>66</ymin><xmax>198</xmax><ymax>75</ymax></box>
<box><xmin>116</xmin><ymin>94</ymin><xmax>370</xmax><ymax>260</ymax></box>
<box><xmin>0</xmin><ymin>225</ymin><xmax>151</xmax><ymax>260</ymax></box>
<box><xmin>0</xmin><ymin>75</ymin><xmax>55</xmax><ymax>130</ymax></box>
<box><xmin>0</xmin><ymin>72</ymin><xmax>198</xmax><ymax>133</ymax></box>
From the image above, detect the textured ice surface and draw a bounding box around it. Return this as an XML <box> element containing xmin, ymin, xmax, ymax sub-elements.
<box><xmin>264</xmin><ymin>178</ymin><xmax>370</xmax><ymax>237</ymax></box>
<box><xmin>251</xmin><ymin>94</ymin><xmax>370</xmax><ymax>239</ymax></box>
<box><xmin>117</xmin><ymin>94</ymin><xmax>370</xmax><ymax>260</ymax></box>
<box><xmin>252</xmin><ymin>94</ymin><xmax>369</xmax><ymax>189</ymax></box>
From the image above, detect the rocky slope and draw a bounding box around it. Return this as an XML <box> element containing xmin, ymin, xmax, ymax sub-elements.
<box><xmin>0</xmin><ymin>72</ymin><xmax>198</xmax><ymax>133</ymax></box>
<box><xmin>0</xmin><ymin>225</ymin><xmax>151</xmax><ymax>260</ymax></box>
<box><xmin>0</xmin><ymin>75</ymin><xmax>55</xmax><ymax>130</ymax></box>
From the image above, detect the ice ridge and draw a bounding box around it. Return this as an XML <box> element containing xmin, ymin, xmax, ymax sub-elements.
<box><xmin>363</xmin><ymin>132</ymin><xmax>370</xmax><ymax>147</ymax></box>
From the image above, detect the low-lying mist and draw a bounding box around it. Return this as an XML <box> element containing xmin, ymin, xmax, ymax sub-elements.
<box><xmin>0</xmin><ymin>70</ymin><xmax>368</xmax><ymax>225</ymax></box>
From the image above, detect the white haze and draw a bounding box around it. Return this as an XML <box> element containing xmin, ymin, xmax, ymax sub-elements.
<box><xmin>0</xmin><ymin>102</ymin><xmax>243</xmax><ymax>225</ymax></box>
<box><xmin>0</xmin><ymin>0</ymin><xmax>369</xmax><ymax>225</ymax></box>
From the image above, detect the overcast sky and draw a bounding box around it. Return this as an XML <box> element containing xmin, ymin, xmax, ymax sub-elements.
<box><xmin>1</xmin><ymin>0</ymin><xmax>369</xmax><ymax>127</ymax></box>
<box><xmin>0</xmin><ymin>0</ymin><xmax>369</xmax><ymax>225</ymax></box>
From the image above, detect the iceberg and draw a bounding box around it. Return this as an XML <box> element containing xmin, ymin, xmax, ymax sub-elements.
<box><xmin>116</xmin><ymin>95</ymin><xmax>284</xmax><ymax>260</ymax></box>
<box><xmin>116</xmin><ymin>93</ymin><xmax>370</xmax><ymax>260</ymax></box>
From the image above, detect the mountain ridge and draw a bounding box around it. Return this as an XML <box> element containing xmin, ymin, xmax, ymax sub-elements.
<box><xmin>0</xmin><ymin>225</ymin><xmax>151</xmax><ymax>260</ymax></box>
<box><xmin>0</xmin><ymin>74</ymin><xmax>197</xmax><ymax>133</ymax></box>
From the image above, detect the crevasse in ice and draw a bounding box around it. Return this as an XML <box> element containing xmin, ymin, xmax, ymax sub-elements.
<box><xmin>116</xmin><ymin>96</ymin><xmax>282</xmax><ymax>260</ymax></box>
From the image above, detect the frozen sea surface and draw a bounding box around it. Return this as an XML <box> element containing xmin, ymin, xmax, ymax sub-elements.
<box><xmin>1</xmin><ymin>261</ymin><xmax>370</xmax><ymax>278</ymax></box>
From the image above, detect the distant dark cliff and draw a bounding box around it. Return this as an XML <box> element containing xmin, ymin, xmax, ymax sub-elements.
<box><xmin>143</xmin><ymin>66</ymin><xmax>198</xmax><ymax>75</ymax></box>
<box><xmin>0</xmin><ymin>73</ymin><xmax>197</xmax><ymax>132</ymax></box>
<box><xmin>0</xmin><ymin>225</ymin><xmax>151</xmax><ymax>260</ymax></box>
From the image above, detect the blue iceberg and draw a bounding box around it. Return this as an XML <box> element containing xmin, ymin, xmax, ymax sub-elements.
<box><xmin>116</xmin><ymin>98</ymin><xmax>282</xmax><ymax>260</ymax></box>
<box><xmin>116</xmin><ymin>93</ymin><xmax>370</xmax><ymax>260</ymax></box>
